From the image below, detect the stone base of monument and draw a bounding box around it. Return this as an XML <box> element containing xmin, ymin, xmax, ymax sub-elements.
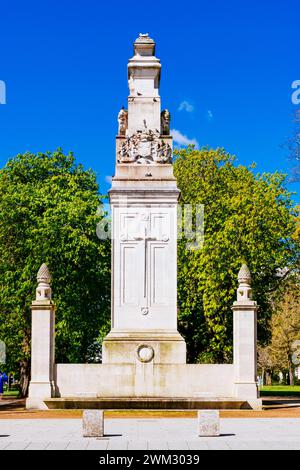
<box><xmin>26</xmin><ymin>382</ymin><xmax>55</xmax><ymax>410</ymax></box>
<box><xmin>26</xmin><ymin>398</ymin><xmax>50</xmax><ymax>410</ymax></box>
<box><xmin>198</xmin><ymin>410</ymin><xmax>220</xmax><ymax>436</ymax></box>
<box><xmin>102</xmin><ymin>330</ymin><xmax>187</xmax><ymax>364</ymax></box>
<box><xmin>82</xmin><ymin>410</ymin><xmax>104</xmax><ymax>438</ymax></box>
<box><xmin>27</xmin><ymin>361</ymin><xmax>262</xmax><ymax>410</ymax></box>
<box><xmin>44</xmin><ymin>397</ymin><xmax>258</xmax><ymax>410</ymax></box>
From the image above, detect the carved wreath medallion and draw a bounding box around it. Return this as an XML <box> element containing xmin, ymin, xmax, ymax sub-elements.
<box><xmin>137</xmin><ymin>344</ymin><xmax>155</xmax><ymax>363</ymax></box>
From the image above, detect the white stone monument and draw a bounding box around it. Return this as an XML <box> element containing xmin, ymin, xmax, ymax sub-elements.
<box><xmin>26</xmin><ymin>34</ymin><xmax>262</xmax><ymax>411</ymax></box>
<box><xmin>102</xmin><ymin>33</ymin><xmax>186</xmax><ymax>365</ymax></box>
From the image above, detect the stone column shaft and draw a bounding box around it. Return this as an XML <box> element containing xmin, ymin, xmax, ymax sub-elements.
<box><xmin>233</xmin><ymin>302</ymin><xmax>258</xmax><ymax>397</ymax></box>
<box><xmin>29</xmin><ymin>300</ymin><xmax>55</xmax><ymax>394</ymax></box>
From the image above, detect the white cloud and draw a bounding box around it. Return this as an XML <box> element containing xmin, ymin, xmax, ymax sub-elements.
<box><xmin>207</xmin><ymin>110</ymin><xmax>214</xmax><ymax>121</ymax></box>
<box><xmin>178</xmin><ymin>100</ymin><xmax>194</xmax><ymax>113</ymax></box>
<box><xmin>171</xmin><ymin>129</ymin><xmax>199</xmax><ymax>148</ymax></box>
<box><xmin>105</xmin><ymin>175</ymin><xmax>112</xmax><ymax>184</ymax></box>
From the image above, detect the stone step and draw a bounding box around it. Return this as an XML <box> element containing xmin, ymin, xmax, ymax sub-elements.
<box><xmin>44</xmin><ymin>397</ymin><xmax>249</xmax><ymax>410</ymax></box>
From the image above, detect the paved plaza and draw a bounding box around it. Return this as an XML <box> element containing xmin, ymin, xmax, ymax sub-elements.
<box><xmin>0</xmin><ymin>418</ymin><xmax>300</xmax><ymax>450</ymax></box>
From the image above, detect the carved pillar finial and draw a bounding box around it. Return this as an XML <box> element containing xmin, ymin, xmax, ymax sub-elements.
<box><xmin>237</xmin><ymin>263</ymin><xmax>252</xmax><ymax>301</ymax></box>
<box><xmin>36</xmin><ymin>263</ymin><xmax>52</xmax><ymax>300</ymax></box>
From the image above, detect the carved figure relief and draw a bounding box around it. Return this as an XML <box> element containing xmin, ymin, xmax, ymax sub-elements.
<box><xmin>118</xmin><ymin>107</ymin><xmax>128</xmax><ymax>136</ymax></box>
<box><xmin>161</xmin><ymin>109</ymin><xmax>171</xmax><ymax>135</ymax></box>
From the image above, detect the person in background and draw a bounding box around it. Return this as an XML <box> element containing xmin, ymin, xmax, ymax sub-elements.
<box><xmin>0</xmin><ymin>371</ymin><xmax>8</xmax><ymax>399</ymax></box>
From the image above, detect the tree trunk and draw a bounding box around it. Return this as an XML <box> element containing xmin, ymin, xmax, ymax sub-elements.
<box><xmin>261</xmin><ymin>367</ymin><xmax>265</xmax><ymax>386</ymax></box>
<box><xmin>19</xmin><ymin>323</ymin><xmax>31</xmax><ymax>398</ymax></box>
<box><xmin>288</xmin><ymin>361</ymin><xmax>294</xmax><ymax>386</ymax></box>
<box><xmin>19</xmin><ymin>360</ymin><xmax>30</xmax><ymax>398</ymax></box>
<box><xmin>266</xmin><ymin>371</ymin><xmax>272</xmax><ymax>386</ymax></box>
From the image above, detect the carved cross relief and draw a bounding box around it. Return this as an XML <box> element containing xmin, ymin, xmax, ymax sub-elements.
<box><xmin>118</xmin><ymin>210</ymin><xmax>170</xmax><ymax>317</ymax></box>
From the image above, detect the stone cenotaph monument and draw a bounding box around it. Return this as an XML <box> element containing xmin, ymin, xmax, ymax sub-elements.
<box><xmin>26</xmin><ymin>34</ymin><xmax>261</xmax><ymax>410</ymax></box>
<box><xmin>101</xmin><ymin>33</ymin><xmax>186</xmax><ymax>366</ymax></box>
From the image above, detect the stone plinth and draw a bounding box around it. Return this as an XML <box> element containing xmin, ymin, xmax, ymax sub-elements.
<box><xmin>102</xmin><ymin>330</ymin><xmax>186</xmax><ymax>365</ymax></box>
<box><xmin>198</xmin><ymin>410</ymin><xmax>220</xmax><ymax>436</ymax></box>
<box><xmin>82</xmin><ymin>410</ymin><xmax>104</xmax><ymax>437</ymax></box>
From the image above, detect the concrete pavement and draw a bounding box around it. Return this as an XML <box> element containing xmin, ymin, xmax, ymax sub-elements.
<box><xmin>0</xmin><ymin>418</ymin><xmax>300</xmax><ymax>450</ymax></box>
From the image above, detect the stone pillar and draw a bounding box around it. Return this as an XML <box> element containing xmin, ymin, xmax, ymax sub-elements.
<box><xmin>232</xmin><ymin>264</ymin><xmax>260</xmax><ymax>406</ymax></box>
<box><xmin>26</xmin><ymin>263</ymin><xmax>55</xmax><ymax>410</ymax></box>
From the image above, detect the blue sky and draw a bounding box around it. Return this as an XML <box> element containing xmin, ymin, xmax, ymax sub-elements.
<box><xmin>0</xmin><ymin>0</ymin><xmax>299</xmax><ymax>201</ymax></box>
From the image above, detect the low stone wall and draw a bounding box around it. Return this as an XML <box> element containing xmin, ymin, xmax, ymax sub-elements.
<box><xmin>55</xmin><ymin>363</ymin><xmax>234</xmax><ymax>398</ymax></box>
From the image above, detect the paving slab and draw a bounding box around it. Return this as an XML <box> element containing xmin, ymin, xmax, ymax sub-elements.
<box><xmin>205</xmin><ymin>439</ymin><xmax>231</xmax><ymax>450</ymax></box>
<box><xmin>107</xmin><ymin>439</ymin><xmax>128</xmax><ymax>450</ymax></box>
<box><xmin>26</xmin><ymin>441</ymin><xmax>49</xmax><ymax>450</ymax></box>
<box><xmin>0</xmin><ymin>418</ymin><xmax>299</xmax><ymax>450</ymax></box>
<box><xmin>167</xmin><ymin>440</ymin><xmax>189</xmax><ymax>450</ymax></box>
<box><xmin>0</xmin><ymin>439</ymin><xmax>11</xmax><ymax>450</ymax></box>
<box><xmin>148</xmin><ymin>440</ymin><xmax>169</xmax><ymax>450</ymax></box>
<box><xmin>4</xmin><ymin>442</ymin><xmax>30</xmax><ymax>450</ymax></box>
<box><xmin>127</xmin><ymin>440</ymin><xmax>148</xmax><ymax>450</ymax></box>
<box><xmin>46</xmin><ymin>441</ymin><xmax>70</xmax><ymax>450</ymax></box>
<box><xmin>67</xmin><ymin>440</ymin><xmax>90</xmax><ymax>450</ymax></box>
<box><xmin>87</xmin><ymin>439</ymin><xmax>109</xmax><ymax>450</ymax></box>
<box><xmin>188</xmin><ymin>440</ymin><xmax>210</xmax><ymax>450</ymax></box>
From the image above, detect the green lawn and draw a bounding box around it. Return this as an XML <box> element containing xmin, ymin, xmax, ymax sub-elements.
<box><xmin>260</xmin><ymin>385</ymin><xmax>300</xmax><ymax>397</ymax></box>
<box><xmin>3</xmin><ymin>389</ymin><xmax>20</xmax><ymax>397</ymax></box>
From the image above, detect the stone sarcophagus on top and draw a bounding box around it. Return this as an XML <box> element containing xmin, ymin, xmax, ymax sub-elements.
<box><xmin>102</xmin><ymin>33</ymin><xmax>186</xmax><ymax>365</ymax></box>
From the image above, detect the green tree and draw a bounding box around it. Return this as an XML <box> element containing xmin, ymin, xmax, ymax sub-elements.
<box><xmin>174</xmin><ymin>146</ymin><xmax>298</xmax><ymax>363</ymax></box>
<box><xmin>286</xmin><ymin>110</ymin><xmax>300</xmax><ymax>182</ymax></box>
<box><xmin>0</xmin><ymin>150</ymin><xmax>111</xmax><ymax>395</ymax></box>
<box><xmin>269</xmin><ymin>287</ymin><xmax>300</xmax><ymax>385</ymax></box>
<box><xmin>293</xmin><ymin>206</ymin><xmax>300</xmax><ymax>240</ymax></box>
<box><xmin>257</xmin><ymin>345</ymin><xmax>274</xmax><ymax>386</ymax></box>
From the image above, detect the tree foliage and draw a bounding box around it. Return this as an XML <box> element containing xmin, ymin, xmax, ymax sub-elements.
<box><xmin>293</xmin><ymin>206</ymin><xmax>300</xmax><ymax>240</ymax></box>
<box><xmin>269</xmin><ymin>286</ymin><xmax>300</xmax><ymax>385</ymax></box>
<box><xmin>257</xmin><ymin>345</ymin><xmax>275</xmax><ymax>385</ymax></box>
<box><xmin>0</xmin><ymin>145</ymin><xmax>299</xmax><ymax>388</ymax></box>
<box><xmin>174</xmin><ymin>146</ymin><xmax>298</xmax><ymax>363</ymax></box>
<box><xmin>0</xmin><ymin>150</ymin><xmax>111</xmax><ymax>393</ymax></box>
<box><xmin>287</xmin><ymin>110</ymin><xmax>300</xmax><ymax>183</ymax></box>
